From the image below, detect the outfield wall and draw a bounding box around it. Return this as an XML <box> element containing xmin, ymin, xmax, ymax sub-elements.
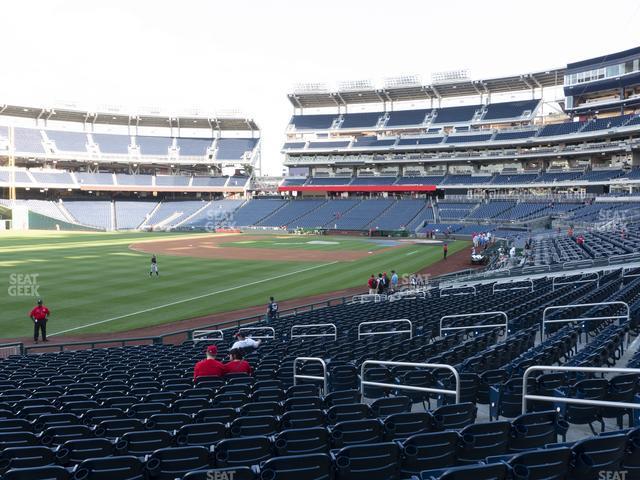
<box><xmin>27</xmin><ymin>211</ymin><xmax>100</xmax><ymax>232</ymax></box>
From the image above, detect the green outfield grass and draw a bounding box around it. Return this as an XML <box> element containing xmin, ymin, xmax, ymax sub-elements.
<box><xmin>0</xmin><ymin>231</ymin><xmax>468</xmax><ymax>339</ymax></box>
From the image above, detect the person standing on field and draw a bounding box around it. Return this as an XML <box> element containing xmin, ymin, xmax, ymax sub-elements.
<box><xmin>150</xmin><ymin>254</ymin><xmax>159</xmax><ymax>277</ymax></box>
<box><xmin>443</xmin><ymin>243</ymin><xmax>448</xmax><ymax>260</ymax></box>
<box><xmin>29</xmin><ymin>298</ymin><xmax>50</xmax><ymax>343</ymax></box>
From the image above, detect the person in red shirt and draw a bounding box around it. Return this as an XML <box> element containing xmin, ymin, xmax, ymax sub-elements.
<box><xmin>224</xmin><ymin>349</ymin><xmax>252</xmax><ymax>376</ymax></box>
<box><xmin>29</xmin><ymin>299</ymin><xmax>50</xmax><ymax>344</ymax></box>
<box><xmin>193</xmin><ymin>345</ymin><xmax>225</xmax><ymax>380</ymax></box>
<box><xmin>367</xmin><ymin>274</ymin><xmax>376</xmax><ymax>295</ymax></box>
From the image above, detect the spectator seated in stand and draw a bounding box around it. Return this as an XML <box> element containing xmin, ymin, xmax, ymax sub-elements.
<box><xmin>224</xmin><ymin>349</ymin><xmax>253</xmax><ymax>376</ymax></box>
<box><xmin>193</xmin><ymin>345</ymin><xmax>225</xmax><ymax>380</ymax></box>
<box><xmin>231</xmin><ymin>332</ymin><xmax>261</xmax><ymax>353</ymax></box>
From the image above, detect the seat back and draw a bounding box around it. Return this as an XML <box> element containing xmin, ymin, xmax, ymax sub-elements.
<box><xmin>401</xmin><ymin>431</ymin><xmax>459</xmax><ymax>475</ymax></box>
<box><xmin>273</xmin><ymin>427</ymin><xmax>330</xmax><ymax>456</ymax></box>
<box><xmin>334</xmin><ymin>442</ymin><xmax>401</xmax><ymax>480</ymax></box>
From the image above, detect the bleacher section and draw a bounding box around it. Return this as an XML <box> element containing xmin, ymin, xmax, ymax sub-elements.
<box><xmin>63</xmin><ymin>201</ymin><xmax>112</xmax><ymax>230</ymax></box>
<box><xmin>482</xmin><ymin>99</ymin><xmax>539</xmax><ymax>120</ymax></box>
<box><xmin>136</xmin><ymin>136</ymin><xmax>173</xmax><ymax>156</ymax></box>
<box><xmin>155</xmin><ymin>176</ymin><xmax>190</xmax><ymax>187</ymax></box>
<box><xmin>92</xmin><ymin>133</ymin><xmax>131</xmax><ymax>154</ymax></box>
<box><xmin>182</xmin><ymin>200</ymin><xmax>245</xmax><ymax>229</ymax></box>
<box><xmin>257</xmin><ymin>200</ymin><xmax>326</xmax><ymax>227</ymax></box>
<box><xmin>191</xmin><ymin>177</ymin><xmax>229</xmax><ymax>187</ymax></box>
<box><xmin>14</xmin><ymin>127</ymin><xmax>44</xmax><ymax>153</ymax></box>
<box><xmin>0</xmin><ymin>199</ymin><xmax>68</xmax><ymax>222</ymax></box>
<box><xmin>0</xmin><ymin>126</ymin><xmax>257</xmax><ymax>162</ymax></box>
<box><xmin>386</xmin><ymin>109</ymin><xmax>431</xmax><ymax>127</ymax></box>
<box><xmin>467</xmin><ymin>201</ymin><xmax>515</xmax><ymax>220</ymax></box>
<box><xmin>333</xmin><ymin>199</ymin><xmax>394</xmax><ymax>229</ymax></box>
<box><xmin>30</xmin><ymin>172</ymin><xmax>73</xmax><ymax>185</ymax></box>
<box><xmin>432</xmin><ymin>105</ymin><xmax>481</xmax><ymax>124</ymax></box>
<box><xmin>293</xmin><ymin>199</ymin><xmax>360</xmax><ymax>228</ymax></box>
<box><xmin>367</xmin><ymin>199</ymin><xmax>429</xmax><ymax>230</ymax></box>
<box><xmin>0</xmin><ymin>170</ymin><xmax>251</xmax><ymax>191</ymax></box>
<box><xmin>176</xmin><ymin>138</ymin><xmax>213</xmax><ymax>156</ymax></box>
<box><xmin>229</xmin><ymin>199</ymin><xmax>287</xmax><ymax>227</ymax></box>
<box><xmin>47</xmin><ymin>130</ymin><xmax>89</xmax><ymax>153</ymax></box>
<box><xmin>145</xmin><ymin>201</ymin><xmax>207</xmax><ymax>229</ymax></box>
<box><xmin>75</xmin><ymin>173</ymin><xmax>114</xmax><ymax>185</ymax></box>
<box><xmin>115</xmin><ymin>174</ymin><xmax>153</xmax><ymax>186</ymax></box>
<box><xmin>1</xmin><ymin>266</ymin><xmax>637</xmax><ymax>480</ymax></box>
<box><xmin>340</xmin><ymin>112</ymin><xmax>383</xmax><ymax>129</ymax></box>
<box><xmin>114</xmin><ymin>201</ymin><xmax>158</xmax><ymax>230</ymax></box>
<box><xmin>215</xmin><ymin>139</ymin><xmax>258</xmax><ymax>161</ymax></box>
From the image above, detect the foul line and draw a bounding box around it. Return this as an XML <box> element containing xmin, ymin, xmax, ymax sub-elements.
<box><xmin>49</xmin><ymin>261</ymin><xmax>338</xmax><ymax>336</ymax></box>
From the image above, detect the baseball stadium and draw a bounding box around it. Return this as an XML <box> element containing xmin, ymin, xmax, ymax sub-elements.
<box><xmin>1</xmin><ymin>2</ymin><xmax>640</xmax><ymax>479</ymax></box>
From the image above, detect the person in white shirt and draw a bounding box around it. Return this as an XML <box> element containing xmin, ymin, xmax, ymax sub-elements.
<box><xmin>231</xmin><ymin>332</ymin><xmax>261</xmax><ymax>352</ymax></box>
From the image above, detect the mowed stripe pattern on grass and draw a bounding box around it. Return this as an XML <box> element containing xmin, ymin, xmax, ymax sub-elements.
<box><xmin>0</xmin><ymin>232</ymin><xmax>468</xmax><ymax>337</ymax></box>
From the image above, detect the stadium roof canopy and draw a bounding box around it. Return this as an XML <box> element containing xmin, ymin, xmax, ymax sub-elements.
<box><xmin>0</xmin><ymin>103</ymin><xmax>259</xmax><ymax>131</ymax></box>
<box><xmin>287</xmin><ymin>68</ymin><xmax>566</xmax><ymax>109</ymax></box>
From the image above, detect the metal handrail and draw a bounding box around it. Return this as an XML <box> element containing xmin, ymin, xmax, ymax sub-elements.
<box><xmin>351</xmin><ymin>294</ymin><xmax>386</xmax><ymax>304</ymax></box>
<box><xmin>192</xmin><ymin>330</ymin><xmax>224</xmax><ymax>342</ymax></box>
<box><xmin>522</xmin><ymin>365</ymin><xmax>640</xmax><ymax>414</ymax></box>
<box><xmin>440</xmin><ymin>311</ymin><xmax>509</xmax><ymax>336</ymax></box>
<box><xmin>23</xmin><ymin>335</ymin><xmax>162</xmax><ymax>354</ymax></box>
<box><xmin>622</xmin><ymin>266</ymin><xmax>640</xmax><ymax>278</ymax></box>
<box><xmin>541</xmin><ymin>301</ymin><xmax>630</xmax><ymax>339</ymax></box>
<box><xmin>358</xmin><ymin>319</ymin><xmax>413</xmax><ymax>340</ymax></box>
<box><xmin>0</xmin><ymin>343</ymin><xmax>23</xmax><ymax>357</ymax></box>
<box><xmin>290</xmin><ymin>323</ymin><xmax>337</xmax><ymax>341</ymax></box>
<box><xmin>293</xmin><ymin>357</ymin><xmax>327</xmax><ymax>393</ymax></box>
<box><xmin>361</xmin><ymin>360</ymin><xmax>460</xmax><ymax>403</ymax></box>
<box><xmin>238</xmin><ymin>326</ymin><xmax>275</xmax><ymax>340</ymax></box>
<box><xmin>440</xmin><ymin>284</ymin><xmax>477</xmax><ymax>297</ymax></box>
<box><xmin>552</xmin><ymin>272</ymin><xmax>599</xmax><ymax>292</ymax></box>
<box><xmin>492</xmin><ymin>279</ymin><xmax>534</xmax><ymax>294</ymax></box>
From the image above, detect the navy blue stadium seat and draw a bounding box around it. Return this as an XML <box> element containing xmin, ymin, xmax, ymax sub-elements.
<box><xmin>422</xmin><ymin>462</ymin><xmax>511</xmax><ymax>480</ymax></box>
<box><xmin>257</xmin><ymin>453</ymin><xmax>331</xmax><ymax>480</ymax></box>
<box><xmin>334</xmin><ymin>442</ymin><xmax>401</xmax><ymax>480</ymax></box>
<box><xmin>115</xmin><ymin>430</ymin><xmax>173</xmax><ymax>455</ymax></box>
<box><xmin>400</xmin><ymin>431</ymin><xmax>459</xmax><ymax>475</ymax></box>
<box><xmin>330</xmin><ymin>418</ymin><xmax>384</xmax><ymax>448</ymax></box>
<box><xmin>280</xmin><ymin>409</ymin><xmax>325</xmax><ymax>429</ymax></box>
<box><xmin>182</xmin><ymin>468</ymin><xmax>255</xmax><ymax>480</ymax></box>
<box><xmin>274</xmin><ymin>427</ymin><xmax>330</xmax><ymax>456</ymax></box>
<box><xmin>145</xmin><ymin>446</ymin><xmax>213</xmax><ymax>480</ymax></box>
<box><xmin>4</xmin><ymin>465</ymin><xmax>70</xmax><ymax>480</ymax></box>
<box><xmin>175</xmin><ymin>422</ymin><xmax>227</xmax><ymax>447</ymax></box>
<box><xmin>570</xmin><ymin>433</ymin><xmax>628</xmax><ymax>479</ymax></box>
<box><xmin>55</xmin><ymin>438</ymin><xmax>116</xmax><ymax>466</ymax></box>
<box><xmin>73</xmin><ymin>455</ymin><xmax>145</xmax><ymax>480</ymax></box>
<box><xmin>456</xmin><ymin>421</ymin><xmax>511</xmax><ymax>463</ymax></box>
<box><xmin>0</xmin><ymin>446</ymin><xmax>57</xmax><ymax>473</ymax></box>
<box><xmin>214</xmin><ymin>436</ymin><xmax>273</xmax><ymax>468</ymax></box>
<box><xmin>510</xmin><ymin>410</ymin><xmax>568</xmax><ymax>451</ymax></box>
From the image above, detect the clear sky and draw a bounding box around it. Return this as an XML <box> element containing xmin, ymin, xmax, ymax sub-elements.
<box><xmin>1</xmin><ymin>0</ymin><xmax>639</xmax><ymax>174</ymax></box>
